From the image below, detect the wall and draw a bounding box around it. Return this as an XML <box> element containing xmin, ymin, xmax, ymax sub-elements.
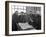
<box><xmin>0</xmin><ymin>0</ymin><xmax>46</xmax><ymax>37</ymax></box>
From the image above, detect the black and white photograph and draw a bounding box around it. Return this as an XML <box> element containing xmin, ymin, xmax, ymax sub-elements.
<box><xmin>12</xmin><ymin>4</ymin><xmax>41</xmax><ymax>31</ymax></box>
<box><xmin>5</xmin><ymin>1</ymin><xmax>45</xmax><ymax>36</ymax></box>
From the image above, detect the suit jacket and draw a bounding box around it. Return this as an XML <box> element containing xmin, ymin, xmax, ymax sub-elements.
<box><xmin>19</xmin><ymin>15</ymin><xmax>30</xmax><ymax>23</ymax></box>
<box><xmin>12</xmin><ymin>14</ymin><xmax>22</xmax><ymax>31</ymax></box>
<box><xmin>29</xmin><ymin>14</ymin><xmax>41</xmax><ymax>30</ymax></box>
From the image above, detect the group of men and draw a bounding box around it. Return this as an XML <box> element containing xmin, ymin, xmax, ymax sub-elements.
<box><xmin>12</xmin><ymin>11</ymin><xmax>41</xmax><ymax>31</ymax></box>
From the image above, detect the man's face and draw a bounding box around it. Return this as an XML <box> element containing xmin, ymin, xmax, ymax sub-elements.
<box><xmin>15</xmin><ymin>11</ymin><xmax>18</xmax><ymax>15</ymax></box>
<box><xmin>21</xmin><ymin>12</ymin><xmax>24</xmax><ymax>15</ymax></box>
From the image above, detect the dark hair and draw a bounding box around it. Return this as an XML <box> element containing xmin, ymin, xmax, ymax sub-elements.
<box><xmin>15</xmin><ymin>11</ymin><xmax>18</xmax><ymax>12</ymax></box>
<box><xmin>21</xmin><ymin>12</ymin><xmax>24</xmax><ymax>13</ymax></box>
<box><xmin>14</xmin><ymin>11</ymin><xmax>18</xmax><ymax>14</ymax></box>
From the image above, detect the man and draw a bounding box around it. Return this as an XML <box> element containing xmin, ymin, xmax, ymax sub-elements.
<box><xmin>19</xmin><ymin>12</ymin><xmax>25</xmax><ymax>23</ymax></box>
<box><xmin>32</xmin><ymin>11</ymin><xmax>41</xmax><ymax>30</ymax></box>
<box><xmin>12</xmin><ymin>11</ymin><xmax>20</xmax><ymax>31</ymax></box>
<box><xmin>29</xmin><ymin>11</ymin><xmax>41</xmax><ymax>30</ymax></box>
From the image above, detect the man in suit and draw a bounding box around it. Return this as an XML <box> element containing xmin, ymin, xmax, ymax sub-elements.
<box><xmin>19</xmin><ymin>12</ymin><xmax>30</xmax><ymax>23</ymax></box>
<box><xmin>28</xmin><ymin>12</ymin><xmax>41</xmax><ymax>30</ymax></box>
<box><xmin>12</xmin><ymin>11</ymin><xmax>20</xmax><ymax>31</ymax></box>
